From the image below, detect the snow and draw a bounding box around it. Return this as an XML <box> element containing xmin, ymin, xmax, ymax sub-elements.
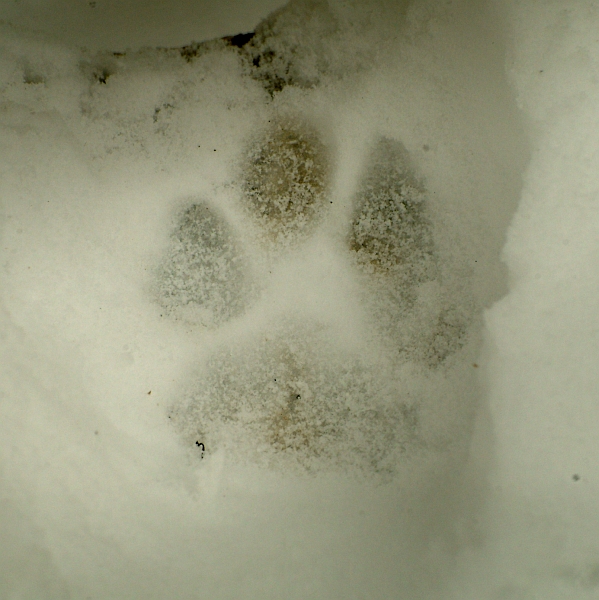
<box><xmin>448</xmin><ymin>3</ymin><xmax>599</xmax><ymax>598</ymax></box>
<box><xmin>1</xmin><ymin>0</ymin><xmax>598</xmax><ymax>598</ymax></box>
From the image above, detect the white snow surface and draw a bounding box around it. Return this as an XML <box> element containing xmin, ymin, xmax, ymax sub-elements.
<box><xmin>0</xmin><ymin>1</ymin><xmax>598</xmax><ymax>598</ymax></box>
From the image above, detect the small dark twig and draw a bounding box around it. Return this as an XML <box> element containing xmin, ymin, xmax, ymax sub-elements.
<box><xmin>195</xmin><ymin>441</ymin><xmax>205</xmax><ymax>458</ymax></box>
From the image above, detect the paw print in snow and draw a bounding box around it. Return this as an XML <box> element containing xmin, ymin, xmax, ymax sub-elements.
<box><xmin>159</xmin><ymin>117</ymin><xmax>470</xmax><ymax>477</ymax></box>
<box><xmin>242</xmin><ymin>116</ymin><xmax>331</xmax><ymax>247</ymax></box>
<box><xmin>157</xmin><ymin>203</ymin><xmax>248</xmax><ymax>327</ymax></box>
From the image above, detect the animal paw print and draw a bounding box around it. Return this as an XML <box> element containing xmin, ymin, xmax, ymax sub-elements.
<box><xmin>156</xmin><ymin>203</ymin><xmax>249</xmax><ymax>327</ymax></box>
<box><xmin>172</xmin><ymin>321</ymin><xmax>417</xmax><ymax>476</ymax></box>
<box><xmin>347</xmin><ymin>137</ymin><xmax>469</xmax><ymax>367</ymax></box>
<box><xmin>349</xmin><ymin>137</ymin><xmax>435</xmax><ymax>282</ymax></box>
<box><xmin>242</xmin><ymin>115</ymin><xmax>331</xmax><ymax>248</ymax></box>
<box><xmin>159</xmin><ymin>116</ymin><xmax>469</xmax><ymax>475</ymax></box>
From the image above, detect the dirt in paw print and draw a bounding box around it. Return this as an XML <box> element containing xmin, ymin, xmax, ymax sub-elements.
<box><xmin>242</xmin><ymin>116</ymin><xmax>332</xmax><ymax>248</ymax></box>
